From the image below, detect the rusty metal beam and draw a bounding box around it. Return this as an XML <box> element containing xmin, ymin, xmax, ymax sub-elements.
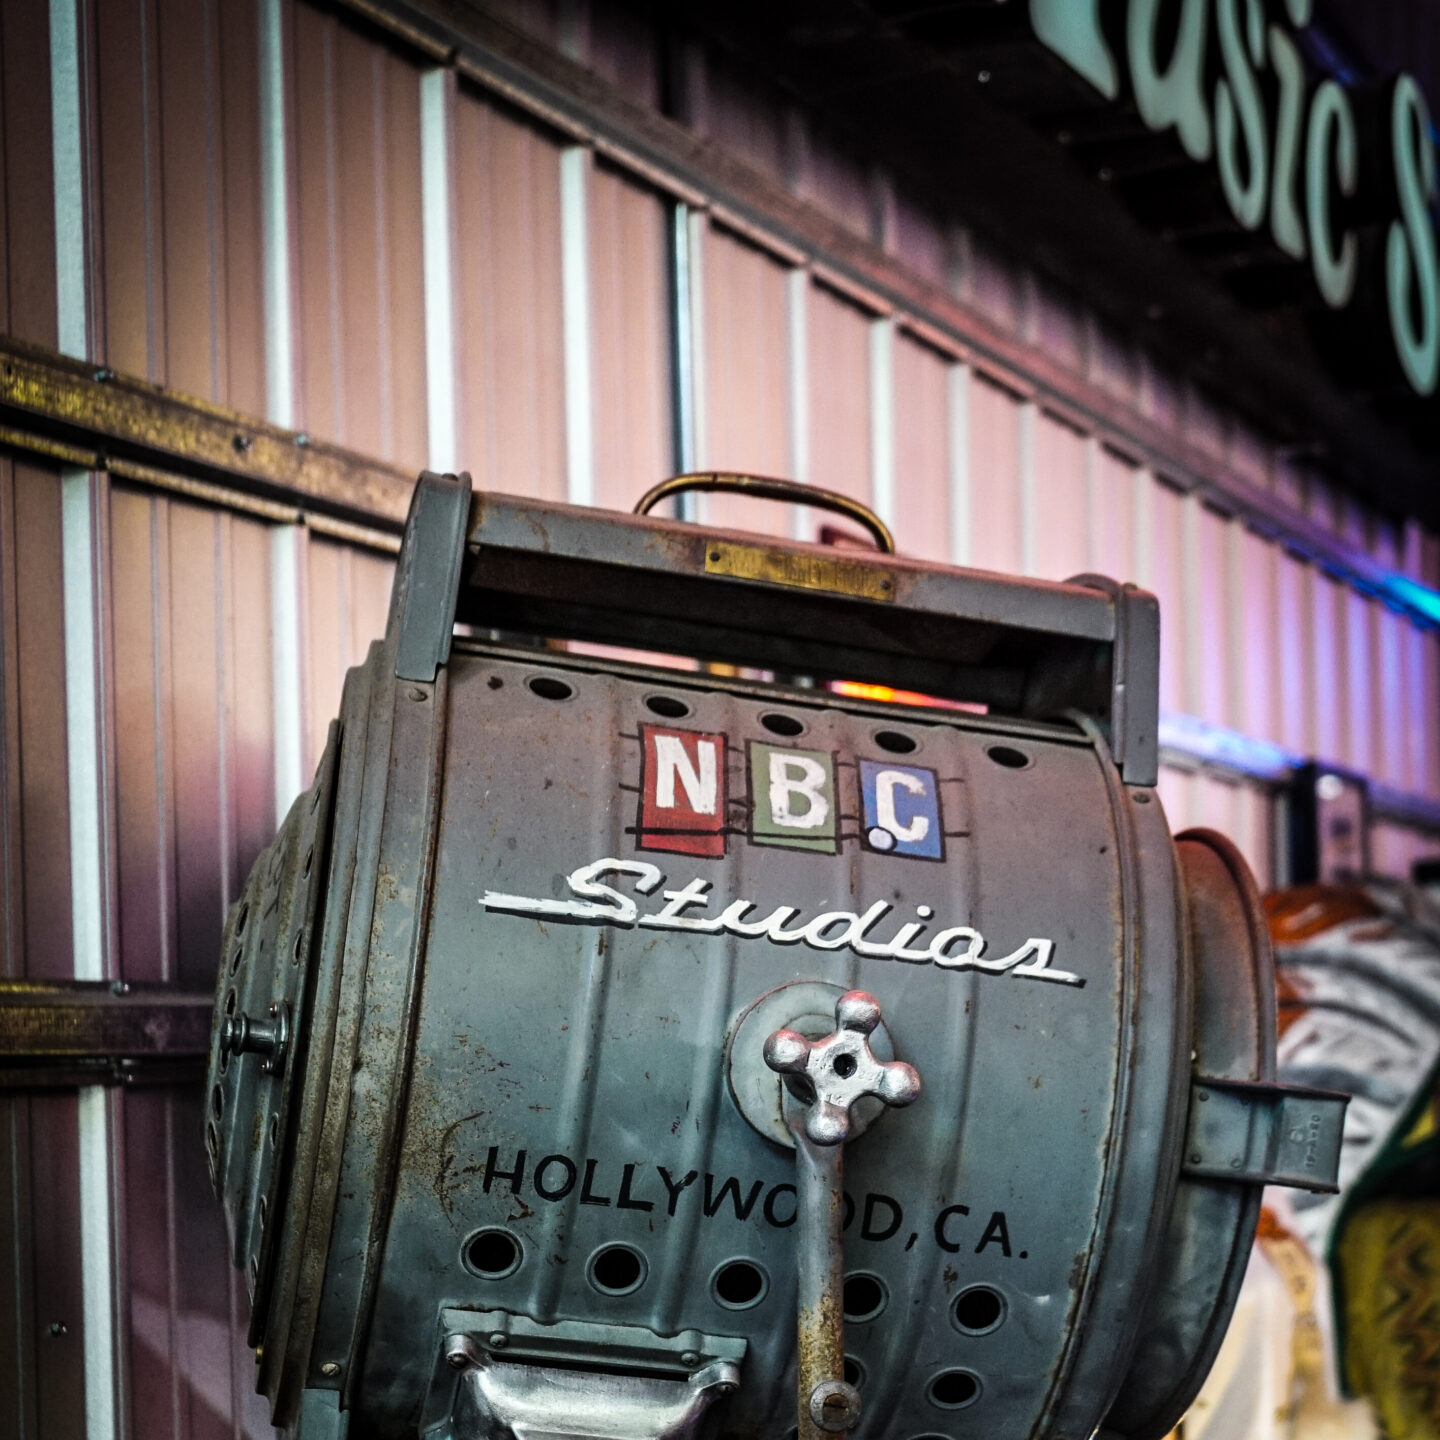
<box><xmin>0</xmin><ymin>337</ymin><xmax>406</xmax><ymax>550</ymax></box>
<box><xmin>0</xmin><ymin>980</ymin><xmax>213</xmax><ymax>1089</ymax></box>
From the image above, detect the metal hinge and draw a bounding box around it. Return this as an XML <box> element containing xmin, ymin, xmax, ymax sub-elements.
<box><xmin>1181</xmin><ymin>1075</ymin><xmax>1349</xmax><ymax>1193</ymax></box>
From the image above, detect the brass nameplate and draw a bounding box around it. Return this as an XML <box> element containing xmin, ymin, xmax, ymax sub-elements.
<box><xmin>704</xmin><ymin>541</ymin><xmax>894</xmax><ymax>602</ymax></box>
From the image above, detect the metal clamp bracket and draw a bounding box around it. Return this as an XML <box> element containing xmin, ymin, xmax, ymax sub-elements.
<box><xmin>1181</xmin><ymin>1076</ymin><xmax>1349</xmax><ymax>1193</ymax></box>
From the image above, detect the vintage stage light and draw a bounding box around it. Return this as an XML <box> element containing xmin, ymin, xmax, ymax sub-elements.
<box><xmin>207</xmin><ymin>473</ymin><xmax>1345</xmax><ymax>1440</ymax></box>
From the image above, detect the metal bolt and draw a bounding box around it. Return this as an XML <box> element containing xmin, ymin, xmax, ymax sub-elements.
<box><xmin>320</xmin><ymin>1362</ymin><xmax>341</xmax><ymax>1378</ymax></box>
<box><xmin>680</xmin><ymin>1350</ymin><xmax>701</xmax><ymax>1367</ymax></box>
<box><xmin>447</xmin><ymin>1350</ymin><xmax>469</xmax><ymax>1370</ymax></box>
<box><xmin>488</xmin><ymin>1332</ymin><xmax>508</xmax><ymax>1350</ymax></box>
<box><xmin>49</xmin><ymin>1321</ymin><xmax>67</xmax><ymax>1337</ymax></box>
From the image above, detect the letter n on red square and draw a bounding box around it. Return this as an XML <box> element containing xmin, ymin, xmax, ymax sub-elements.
<box><xmin>638</xmin><ymin>725</ymin><xmax>727</xmax><ymax>858</ymax></box>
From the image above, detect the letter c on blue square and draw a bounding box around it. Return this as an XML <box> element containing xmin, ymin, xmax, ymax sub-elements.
<box><xmin>859</xmin><ymin>760</ymin><xmax>943</xmax><ymax>860</ymax></box>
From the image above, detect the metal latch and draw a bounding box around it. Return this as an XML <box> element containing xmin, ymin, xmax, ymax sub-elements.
<box><xmin>764</xmin><ymin>991</ymin><xmax>921</xmax><ymax>1437</ymax></box>
<box><xmin>432</xmin><ymin>1310</ymin><xmax>744</xmax><ymax>1440</ymax></box>
<box><xmin>1181</xmin><ymin>1076</ymin><xmax>1349</xmax><ymax>1193</ymax></box>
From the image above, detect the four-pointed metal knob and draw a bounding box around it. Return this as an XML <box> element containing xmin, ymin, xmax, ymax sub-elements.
<box><xmin>764</xmin><ymin>990</ymin><xmax>922</xmax><ymax>1144</ymax></box>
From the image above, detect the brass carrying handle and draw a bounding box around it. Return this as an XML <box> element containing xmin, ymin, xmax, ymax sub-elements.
<box><xmin>634</xmin><ymin>472</ymin><xmax>895</xmax><ymax>555</ymax></box>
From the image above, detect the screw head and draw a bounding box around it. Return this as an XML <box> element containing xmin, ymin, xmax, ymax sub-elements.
<box><xmin>489</xmin><ymin>1332</ymin><xmax>508</xmax><ymax>1349</ymax></box>
<box><xmin>680</xmin><ymin>1350</ymin><xmax>701</xmax><ymax>1367</ymax></box>
<box><xmin>49</xmin><ymin>1321</ymin><xmax>67</xmax><ymax>1337</ymax></box>
<box><xmin>447</xmin><ymin>1350</ymin><xmax>469</xmax><ymax>1370</ymax></box>
<box><xmin>320</xmin><ymin>1362</ymin><xmax>341</xmax><ymax>1378</ymax></box>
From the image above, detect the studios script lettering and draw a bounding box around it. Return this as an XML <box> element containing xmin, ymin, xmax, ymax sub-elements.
<box><xmin>480</xmin><ymin>857</ymin><xmax>1082</xmax><ymax>987</ymax></box>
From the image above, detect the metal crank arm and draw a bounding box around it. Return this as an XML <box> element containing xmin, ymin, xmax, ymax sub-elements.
<box><xmin>764</xmin><ymin>991</ymin><xmax>922</xmax><ymax>1440</ymax></box>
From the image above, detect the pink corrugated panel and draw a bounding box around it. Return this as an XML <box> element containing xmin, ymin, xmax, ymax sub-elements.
<box><xmin>306</xmin><ymin>538</ymin><xmax>394</xmax><ymax>774</ymax></box>
<box><xmin>698</xmin><ymin>225</ymin><xmax>791</xmax><ymax>536</ymax></box>
<box><xmin>450</xmin><ymin>86</ymin><xmax>566</xmax><ymax>500</ymax></box>
<box><xmin>1187</xmin><ymin>500</ymin><xmax>1231</xmax><ymax>729</ymax></box>
<box><xmin>890</xmin><ymin>333</ymin><xmax>949</xmax><ymax>563</ymax></box>
<box><xmin>1030</xmin><ymin>411</ymin><xmax>1087</xmax><ymax>582</ymax></box>
<box><xmin>966</xmin><ymin>375</ymin><xmax>1022</xmax><ymax>576</ymax></box>
<box><xmin>90</xmin><ymin>0</ymin><xmax>266</xmax><ymax>410</ymax></box>
<box><xmin>1086</xmin><ymin>446</ymin><xmax>1137</xmax><ymax>584</ymax></box>
<box><xmin>0</xmin><ymin>0</ymin><xmax>58</xmax><ymax>347</ymax></box>
<box><xmin>705</xmin><ymin>55</ymin><xmax>786</xmax><ymax>186</ymax></box>
<box><xmin>1143</xmin><ymin>478</ymin><xmax>1185</xmax><ymax>719</ymax></box>
<box><xmin>291</xmin><ymin>1</ymin><xmax>428</xmax><ymax>471</ymax></box>
<box><xmin>589</xmin><ymin>163</ymin><xmax>671</xmax><ymax>515</ymax></box>
<box><xmin>1275</xmin><ymin>549</ymin><xmax>1312</xmax><ymax>756</ymax></box>
<box><xmin>1232</xmin><ymin>526</ymin><xmax>1279</xmax><ymax>746</ymax></box>
<box><xmin>805</xmin><ymin>282</ymin><xmax>872</xmax><ymax>528</ymax></box>
<box><xmin>0</xmin><ymin>459</ymin><xmax>74</xmax><ymax>978</ymax></box>
<box><xmin>585</xmin><ymin>2</ymin><xmax>661</xmax><ymax>111</ymax></box>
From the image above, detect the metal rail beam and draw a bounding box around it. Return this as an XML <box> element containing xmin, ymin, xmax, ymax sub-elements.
<box><xmin>0</xmin><ymin>337</ymin><xmax>407</xmax><ymax>551</ymax></box>
<box><xmin>0</xmin><ymin>980</ymin><xmax>213</xmax><ymax>1089</ymax></box>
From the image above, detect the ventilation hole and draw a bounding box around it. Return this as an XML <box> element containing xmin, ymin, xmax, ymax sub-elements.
<box><xmin>952</xmin><ymin>1285</ymin><xmax>1005</xmax><ymax>1335</ymax></box>
<box><xmin>908</xmin><ymin>1433</ymin><xmax>955</xmax><ymax>1440</ymax></box>
<box><xmin>303</xmin><ymin>846</ymin><xmax>313</xmax><ymax>878</ymax></box>
<box><xmin>249</xmin><ymin>1255</ymin><xmax>259</xmax><ymax>1284</ymax></box>
<box><xmin>310</xmin><ymin>786</ymin><xmax>322</xmax><ymax>812</ymax></box>
<box><xmin>528</xmin><ymin>675</ymin><xmax>575</xmax><ymax>702</ymax></box>
<box><xmin>268</xmin><ymin>1114</ymin><xmax>279</xmax><ymax>1149</ymax></box>
<box><xmin>711</xmin><ymin>1260</ymin><xmax>767</xmax><ymax>1309</ymax></box>
<box><xmin>928</xmin><ymin>1371</ymin><xmax>980</xmax><ymax>1409</ymax></box>
<box><xmin>832</xmin><ymin>1052</ymin><xmax>857</xmax><ymax>1079</ymax></box>
<box><xmin>225</xmin><ymin>988</ymin><xmax>237</xmax><ymax>1016</ymax></box>
<box><xmin>229</xmin><ymin>947</ymin><xmax>242</xmax><ymax>976</ymax></box>
<box><xmin>874</xmin><ymin>729</ymin><xmax>918</xmax><ymax>754</ymax></box>
<box><xmin>588</xmin><ymin>1244</ymin><xmax>647</xmax><ymax>1295</ymax></box>
<box><xmin>463</xmin><ymin>1228</ymin><xmax>523</xmax><ymax>1280</ymax></box>
<box><xmin>205</xmin><ymin>1120</ymin><xmax>219</xmax><ymax>1156</ymax></box>
<box><xmin>645</xmin><ymin>694</ymin><xmax>691</xmax><ymax>719</ymax></box>
<box><xmin>843</xmin><ymin>1272</ymin><xmax>887</xmax><ymax>1322</ymax></box>
<box><xmin>235</xmin><ymin>903</ymin><xmax>249</xmax><ymax>936</ymax></box>
<box><xmin>985</xmin><ymin>745</ymin><xmax>1030</xmax><ymax>770</ymax></box>
<box><xmin>487</xmin><ymin>675</ymin><xmax>504</xmax><ymax>690</ymax></box>
<box><xmin>211</xmin><ymin>1084</ymin><xmax>224</xmax><ymax>1119</ymax></box>
<box><xmin>258</xmin><ymin>1195</ymin><xmax>268</xmax><ymax>1231</ymax></box>
<box><xmin>760</xmin><ymin>712</ymin><xmax>804</xmax><ymax>737</ymax></box>
<box><xmin>844</xmin><ymin>1356</ymin><xmax>865</xmax><ymax>1388</ymax></box>
<box><xmin>293</xmin><ymin>929</ymin><xmax>305</xmax><ymax>964</ymax></box>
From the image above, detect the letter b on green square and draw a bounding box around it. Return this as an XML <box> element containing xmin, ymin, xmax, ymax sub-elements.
<box><xmin>747</xmin><ymin>741</ymin><xmax>838</xmax><ymax>853</ymax></box>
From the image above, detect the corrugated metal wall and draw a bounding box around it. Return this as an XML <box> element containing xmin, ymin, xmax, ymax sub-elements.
<box><xmin>2</xmin><ymin>0</ymin><xmax>1439</xmax><ymax>1435</ymax></box>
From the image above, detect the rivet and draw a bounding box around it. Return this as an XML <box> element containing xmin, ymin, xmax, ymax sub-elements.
<box><xmin>1189</xmin><ymin>1153</ymin><xmax>1202</xmax><ymax>1164</ymax></box>
<box><xmin>1198</xmin><ymin>1091</ymin><xmax>1209</xmax><ymax>1102</ymax></box>
<box><xmin>489</xmin><ymin>1332</ymin><xmax>508</xmax><ymax>1349</ymax></box>
<box><xmin>320</xmin><ymin>1362</ymin><xmax>341</xmax><ymax>1378</ymax></box>
<box><xmin>1230</xmin><ymin>1158</ymin><xmax>1241</xmax><ymax>1169</ymax></box>
<box><xmin>977</xmin><ymin>69</ymin><xmax>991</xmax><ymax>83</ymax></box>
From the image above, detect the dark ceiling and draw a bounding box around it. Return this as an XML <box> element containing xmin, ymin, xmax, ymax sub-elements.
<box><xmin>640</xmin><ymin>0</ymin><xmax>1440</xmax><ymax>530</ymax></box>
